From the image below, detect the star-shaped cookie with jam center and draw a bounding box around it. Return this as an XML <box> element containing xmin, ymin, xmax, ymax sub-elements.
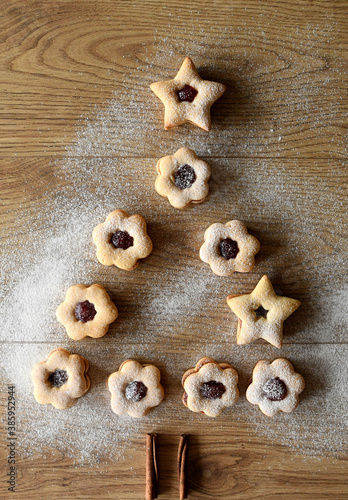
<box><xmin>227</xmin><ymin>275</ymin><xmax>301</xmax><ymax>348</ymax></box>
<box><xmin>150</xmin><ymin>57</ymin><xmax>226</xmax><ymax>132</ymax></box>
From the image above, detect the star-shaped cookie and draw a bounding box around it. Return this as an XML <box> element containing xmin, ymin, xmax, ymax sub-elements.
<box><xmin>150</xmin><ymin>57</ymin><xmax>226</xmax><ymax>132</ymax></box>
<box><xmin>227</xmin><ymin>275</ymin><xmax>301</xmax><ymax>348</ymax></box>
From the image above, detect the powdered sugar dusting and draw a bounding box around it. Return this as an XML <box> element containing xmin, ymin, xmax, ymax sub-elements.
<box><xmin>0</xmin><ymin>24</ymin><xmax>347</xmax><ymax>466</ymax></box>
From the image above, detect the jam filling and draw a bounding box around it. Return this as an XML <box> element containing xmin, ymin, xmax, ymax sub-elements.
<box><xmin>75</xmin><ymin>300</ymin><xmax>97</xmax><ymax>323</ymax></box>
<box><xmin>48</xmin><ymin>369</ymin><xmax>68</xmax><ymax>388</ymax></box>
<box><xmin>125</xmin><ymin>381</ymin><xmax>148</xmax><ymax>402</ymax></box>
<box><xmin>174</xmin><ymin>164</ymin><xmax>197</xmax><ymax>190</ymax></box>
<box><xmin>262</xmin><ymin>377</ymin><xmax>287</xmax><ymax>401</ymax></box>
<box><xmin>255</xmin><ymin>305</ymin><xmax>268</xmax><ymax>319</ymax></box>
<box><xmin>219</xmin><ymin>238</ymin><xmax>239</xmax><ymax>260</ymax></box>
<box><xmin>111</xmin><ymin>230</ymin><xmax>134</xmax><ymax>250</ymax></box>
<box><xmin>177</xmin><ymin>84</ymin><xmax>198</xmax><ymax>103</ymax></box>
<box><xmin>201</xmin><ymin>380</ymin><xmax>226</xmax><ymax>400</ymax></box>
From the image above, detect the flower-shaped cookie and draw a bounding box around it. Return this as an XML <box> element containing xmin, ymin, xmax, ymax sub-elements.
<box><xmin>182</xmin><ymin>357</ymin><xmax>239</xmax><ymax>417</ymax></box>
<box><xmin>227</xmin><ymin>275</ymin><xmax>301</xmax><ymax>348</ymax></box>
<box><xmin>107</xmin><ymin>360</ymin><xmax>164</xmax><ymax>418</ymax></box>
<box><xmin>150</xmin><ymin>56</ymin><xmax>226</xmax><ymax>132</ymax></box>
<box><xmin>92</xmin><ymin>209</ymin><xmax>153</xmax><ymax>271</ymax></box>
<box><xmin>31</xmin><ymin>348</ymin><xmax>90</xmax><ymax>409</ymax></box>
<box><xmin>200</xmin><ymin>220</ymin><xmax>260</xmax><ymax>276</ymax></box>
<box><xmin>56</xmin><ymin>284</ymin><xmax>118</xmax><ymax>340</ymax></box>
<box><xmin>155</xmin><ymin>147</ymin><xmax>211</xmax><ymax>209</ymax></box>
<box><xmin>246</xmin><ymin>358</ymin><xmax>305</xmax><ymax>417</ymax></box>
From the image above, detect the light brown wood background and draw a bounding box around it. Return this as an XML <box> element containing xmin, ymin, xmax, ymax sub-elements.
<box><xmin>0</xmin><ymin>0</ymin><xmax>347</xmax><ymax>498</ymax></box>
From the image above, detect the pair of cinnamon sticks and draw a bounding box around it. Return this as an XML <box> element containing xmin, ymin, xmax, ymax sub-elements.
<box><xmin>145</xmin><ymin>433</ymin><xmax>189</xmax><ymax>500</ymax></box>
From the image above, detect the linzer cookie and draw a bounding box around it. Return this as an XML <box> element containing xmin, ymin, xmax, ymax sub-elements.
<box><xmin>150</xmin><ymin>56</ymin><xmax>226</xmax><ymax>132</ymax></box>
<box><xmin>227</xmin><ymin>275</ymin><xmax>301</xmax><ymax>348</ymax></box>
<box><xmin>246</xmin><ymin>358</ymin><xmax>305</xmax><ymax>417</ymax></box>
<box><xmin>155</xmin><ymin>147</ymin><xmax>210</xmax><ymax>209</ymax></box>
<box><xmin>200</xmin><ymin>220</ymin><xmax>260</xmax><ymax>276</ymax></box>
<box><xmin>31</xmin><ymin>348</ymin><xmax>90</xmax><ymax>409</ymax></box>
<box><xmin>56</xmin><ymin>284</ymin><xmax>118</xmax><ymax>340</ymax></box>
<box><xmin>181</xmin><ymin>357</ymin><xmax>239</xmax><ymax>417</ymax></box>
<box><xmin>107</xmin><ymin>360</ymin><xmax>164</xmax><ymax>418</ymax></box>
<box><xmin>92</xmin><ymin>209</ymin><xmax>153</xmax><ymax>271</ymax></box>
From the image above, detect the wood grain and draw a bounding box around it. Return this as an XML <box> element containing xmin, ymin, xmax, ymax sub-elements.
<box><xmin>0</xmin><ymin>0</ymin><xmax>347</xmax><ymax>499</ymax></box>
<box><xmin>0</xmin><ymin>0</ymin><xmax>347</xmax><ymax>157</ymax></box>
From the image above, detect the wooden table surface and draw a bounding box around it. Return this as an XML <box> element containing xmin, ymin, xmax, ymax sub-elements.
<box><xmin>0</xmin><ymin>0</ymin><xmax>347</xmax><ymax>499</ymax></box>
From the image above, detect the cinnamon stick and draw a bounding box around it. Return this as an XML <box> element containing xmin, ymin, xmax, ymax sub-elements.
<box><xmin>177</xmin><ymin>434</ymin><xmax>189</xmax><ymax>500</ymax></box>
<box><xmin>146</xmin><ymin>433</ymin><xmax>158</xmax><ymax>500</ymax></box>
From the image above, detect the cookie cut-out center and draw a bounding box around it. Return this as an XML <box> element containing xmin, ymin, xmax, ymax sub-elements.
<box><xmin>125</xmin><ymin>381</ymin><xmax>148</xmax><ymax>402</ymax></box>
<box><xmin>201</xmin><ymin>380</ymin><xmax>226</xmax><ymax>400</ymax></box>
<box><xmin>48</xmin><ymin>369</ymin><xmax>68</xmax><ymax>388</ymax></box>
<box><xmin>177</xmin><ymin>84</ymin><xmax>198</xmax><ymax>103</ymax></box>
<box><xmin>75</xmin><ymin>300</ymin><xmax>97</xmax><ymax>323</ymax></box>
<box><xmin>111</xmin><ymin>230</ymin><xmax>134</xmax><ymax>250</ymax></box>
<box><xmin>263</xmin><ymin>377</ymin><xmax>287</xmax><ymax>401</ymax></box>
<box><xmin>174</xmin><ymin>164</ymin><xmax>197</xmax><ymax>189</ymax></box>
<box><xmin>219</xmin><ymin>238</ymin><xmax>239</xmax><ymax>260</ymax></box>
<box><xmin>255</xmin><ymin>305</ymin><xmax>269</xmax><ymax>319</ymax></box>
